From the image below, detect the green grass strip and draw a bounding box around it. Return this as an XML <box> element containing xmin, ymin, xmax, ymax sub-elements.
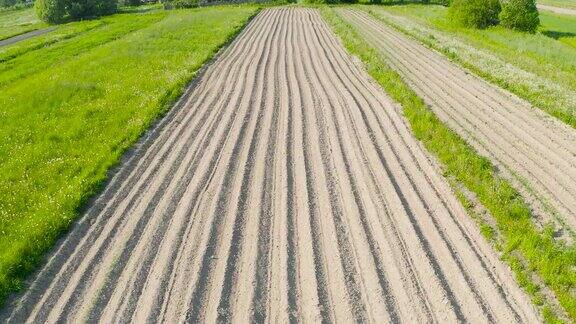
<box><xmin>0</xmin><ymin>12</ymin><xmax>166</xmax><ymax>87</ymax></box>
<box><xmin>321</xmin><ymin>6</ymin><xmax>576</xmax><ymax>322</ymax></box>
<box><xmin>0</xmin><ymin>8</ymin><xmax>46</xmax><ymax>41</ymax></box>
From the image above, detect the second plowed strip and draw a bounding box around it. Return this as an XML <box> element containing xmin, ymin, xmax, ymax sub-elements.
<box><xmin>340</xmin><ymin>9</ymin><xmax>576</xmax><ymax>230</ymax></box>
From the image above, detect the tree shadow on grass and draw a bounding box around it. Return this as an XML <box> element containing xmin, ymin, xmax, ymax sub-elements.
<box><xmin>542</xmin><ymin>30</ymin><xmax>576</xmax><ymax>40</ymax></box>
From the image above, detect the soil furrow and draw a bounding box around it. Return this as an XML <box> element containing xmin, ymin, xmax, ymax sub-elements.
<box><xmin>0</xmin><ymin>8</ymin><xmax>540</xmax><ymax>323</ymax></box>
<box><xmin>56</xmin><ymin>10</ymin><xmax>278</xmax><ymax>323</ymax></box>
<box><xmin>181</xmin><ymin>10</ymin><xmax>280</xmax><ymax>323</ymax></box>
<box><xmin>9</xmin><ymin>13</ymin><xmax>272</xmax><ymax>323</ymax></box>
<box><xmin>312</xmin><ymin>21</ymin><xmax>439</xmax><ymax>321</ymax></box>
<box><xmin>328</xmin><ymin>10</ymin><xmax>535</xmax><ymax>322</ymax></box>
<box><xmin>250</xmin><ymin>8</ymin><xmax>286</xmax><ymax>322</ymax></box>
<box><xmin>341</xmin><ymin>9</ymin><xmax>576</xmax><ymax>228</ymax></box>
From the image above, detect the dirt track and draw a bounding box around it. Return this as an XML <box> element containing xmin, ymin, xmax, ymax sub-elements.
<box><xmin>0</xmin><ymin>8</ymin><xmax>538</xmax><ymax>323</ymax></box>
<box><xmin>537</xmin><ymin>4</ymin><xmax>576</xmax><ymax>15</ymax></box>
<box><xmin>340</xmin><ymin>9</ymin><xmax>576</xmax><ymax>230</ymax></box>
<box><xmin>0</xmin><ymin>27</ymin><xmax>56</xmax><ymax>48</ymax></box>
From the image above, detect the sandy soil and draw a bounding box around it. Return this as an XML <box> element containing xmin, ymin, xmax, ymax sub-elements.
<box><xmin>0</xmin><ymin>8</ymin><xmax>538</xmax><ymax>323</ymax></box>
<box><xmin>340</xmin><ymin>9</ymin><xmax>576</xmax><ymax>231</ymax></box>
<box><xmin>537</xmin><ymin>4</ymin><xmax>576</xmax><ymax>15</ymax></box>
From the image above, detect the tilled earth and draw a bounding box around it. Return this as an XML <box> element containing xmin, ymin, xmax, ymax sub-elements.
<box><xmin>537</xmin><ymin>4</ymin><xmax>576</xmax><ymax>16</ymax></box>
<box><xmin>340</xmin><ymin>8</ymin><xmax>576</xmax><ymax>231</ymax></box>
<box><xmin>1</xmin><ymin>8</ymin><xmax>538</xmax><ymax>323</ymax></box>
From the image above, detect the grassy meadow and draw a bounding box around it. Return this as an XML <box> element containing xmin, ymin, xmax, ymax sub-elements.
<box><xmin>0</xmin><ymin>7</ymin><xmax>46</xmax><ymax>40</ymax></box>
<box><xmin>0</xmin><ymin>5</ymin><xmax>258</xmax><ymax>304</ymax></box>
<box><xmin>322</xmin><ymin>6</ymin><xmax>576</xmax><ymax>322</ymax></box>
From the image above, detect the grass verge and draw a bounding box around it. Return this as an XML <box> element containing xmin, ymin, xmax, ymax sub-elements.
<box><xmin>0</xmin><ymin>5</ymin><xmax>259</xmax><ymax>306</ymax></box>
<box><xmin>321</xmin><ymin>6</ymin><xmax>576</xmax><ymax>322</ymax></box>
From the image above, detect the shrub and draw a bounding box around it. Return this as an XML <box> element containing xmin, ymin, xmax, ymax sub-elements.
<box><xmin>499</xmin><ymin>0</ymin><xmax>539</xmax><ymax>33</ymax></box>
<box><xmin>68</xmin><ymin>0</ymin><xmax>116</xmax><ymax>19</ymax></box>
<box><xmin>302</xmin><ymin>0</ymin><xmax>356</xmax><ymax>3</ymax></box>
<box><xmin>163</xmin><ymin>0</ymin><xmax>198</xmax><ymax>9</ymax></box>
<box><xmin>36</xmin><ymin>0</ymin><xmax>117</xmax><ymax>23</ymax></box>
<box><xmin>35</xmin><ymin>0</ymin><xmax>66</xmax><ymax>23</ymax></box>
<box><xmin>0</xmin><ymin>1</ymin><xmax>30</xmax><ymax>9</ymax></box>
<box><xmin>0</xmin><ymin>0</ymin><xmax>17</xmax><ymax>8</ymax></box>
<box><xmin>449</xmin><ymin>0</ymin><xmax>501</xmax><ymax>28</ymax></box>
<box><xmin>125</xmin><ymin>0</ymin><xmax>142</xmax><ymax>6</ymax></box>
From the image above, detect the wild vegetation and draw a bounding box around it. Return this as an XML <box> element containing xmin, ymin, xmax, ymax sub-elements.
<box><xmin>499</xmin><ymin>0</ymin><xmax>539</xmax><ymax>32</ymax></box>
<box><xmin>449</xmin><ymin>0</ymin><xmax>501</xmax><ymax>28</ymax></box>
<box><xmin>322</xmin><ymin>6</ymin><xmax>576</xmax><ymax>321</ymax></box>
<box><xmin>0</xmin><ymin>7</ymin><xmax>45</xmax><ymax>40</ymax></box>
<box><xmin>448</xmin><ymin>0</ymin><xmax>539</xmax><ymax>32</ymax></box>
<box><xmin>0</xmin><ymin>4</ymin><xmax>257</xmax><ymax>306</ymax></box>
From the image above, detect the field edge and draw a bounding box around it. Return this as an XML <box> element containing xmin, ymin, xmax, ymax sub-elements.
<box><xmin>320</xmin><ymin>5</ymin><xmax>575</xmax><ymax>322</ymax></box>
<box><xmin>0</xmin><ymin>6</ymin><xmax>261</xmax><ymax>309</ymax></box>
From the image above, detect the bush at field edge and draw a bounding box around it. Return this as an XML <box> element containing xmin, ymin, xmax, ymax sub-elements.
<box><xmin>449</xmin><ymin>0</ymin><xmax>501</xmax><ymax>28</ymax></box>
<box><xmin>35</xmin><ymin>0</ymin><xmax>117</xmax><ymax>23</ymax></box>
<box><xmin>499</xmin><ymin>0</ymin><xmax>539</xmax><ymax>33</ymax></box>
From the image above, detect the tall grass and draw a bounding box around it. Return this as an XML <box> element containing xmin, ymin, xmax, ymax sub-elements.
<box><xmin>322</xmin><ymin>6</ymin><xmax>576</xmax><ymax>322</ymax></box>
<box><xmin>0</xmin><ymin>5</ymin><xmax>258</xmax><ymax>305</ymax></box>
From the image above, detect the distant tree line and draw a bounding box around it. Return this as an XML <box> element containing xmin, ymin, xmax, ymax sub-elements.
<box><xmin>34</xmin><ymin>0</ymin><xmax>146</xmax><ymax>23</ymax></box>
<box><xmin>7</xmin><ymin>0</ymin><xmax>539</xmax><ymax>33</ymax></box>
<box><xmin>35</xmin><ymin>0</ymin><xmax>117</xmax><ymax>23</ymax></box>
<box><xmin>0</xmin><ymin>0</ymin><xmax>31</xmax><ymax>10</ymax></box>
<box><xmin>351</xmin><ymin>0</ymin><xmax>539</xmax><ymax>33</ymax></box>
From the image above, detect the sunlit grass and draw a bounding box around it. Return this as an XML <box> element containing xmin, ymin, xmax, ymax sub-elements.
<box><xmin>0</xmin><ymin>7</ymin><xmax>46</xmax><ymax>41</ymax></box>
<box><xmin>540</xmin><ymin>11</ymin><xmax>576</xmax><ymax>48</ymax></box>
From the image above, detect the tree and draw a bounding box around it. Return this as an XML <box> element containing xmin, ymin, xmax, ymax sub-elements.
<box><xmin>36</xmin><ymin>0</ymin><xmax>66</xmax><ymax>24</ymax></box>
<box><xmin>499</xmin><ymin>0</ymin><xmax>539</xmax><ymax>33</ymax></box>
<box><xmin>68</xmin><ymin>0</ymin><xmax>116</xmax><ymax>20</ymax></box>
<box><xmin>449</xmin><ymin>0</ymin><xmax>501</xmax><ymax>28</ymax></box>
<box><xmin>36</xmin><ymin>0</ymin><xmax>117</xmax><ymax>24</ymax></box>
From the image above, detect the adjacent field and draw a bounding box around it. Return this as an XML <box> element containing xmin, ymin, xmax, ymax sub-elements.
<box><xmin>0</xmin><ymin>8</ymin><xmax>46</xmax><ymax>41</ymax></box>
<box><xmin>370</xmin><ymin>4</ymin><xmax>576</xmax><ymax>130</ymax></box>
<box><xmin>0</xmin><ymin>8</ymin><xmax>538</xmax><ymax>322</ymax></box>
<box><xmin>538</xmin><ymin>3</ymin><xmax>576</xmax><ymax>15</ymax></box>
<box><xmin>538</xmin><ymin>0</ymin><xmax>576</xmax><ymax>10</ymax></box>
<box><xmin>343</xmin><ymin>8</ymin><xmax>576</xmax><ymax>228</ymax></box>
<box><xmin>335</xmin><ymin>7</ymin><xmax>576</xmax><ymax>319</ymax></box>
<box><xmin>0</xmin><ymin>5</ymin><xmax>257</xmax><ymax>305</ymax></box>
